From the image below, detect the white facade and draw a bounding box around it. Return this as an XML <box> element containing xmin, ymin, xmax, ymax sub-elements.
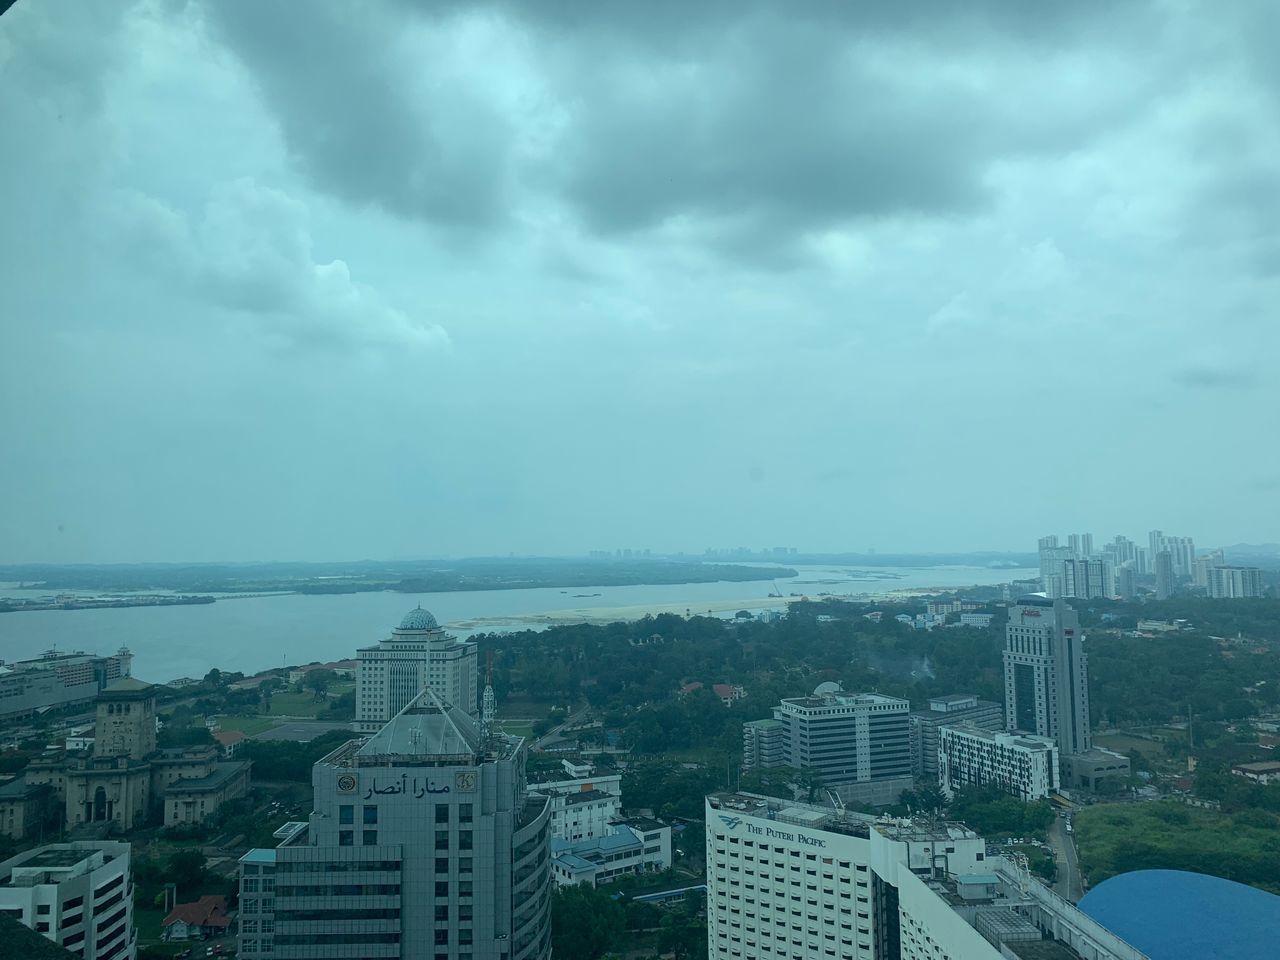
<box><xmin>706</xmin><ymin>793</ymin><xmax>1147</xmax><ymax>960</ymax></box>
<box><xmin>958</xmin><ymin>613</ymin><xmax>994</xmax><ymax>628</ymax></box>
<box><xmin>0</xmin><ymin>841</ymin><xmax>135</xmax><ymax>960</ymax></box>
<box><xmin>531</xmin><ymin>773</ymin><xmax>622</xmax><ymax>843</ymax></box>
<box><xmin>938</xmin><ymin>725</ymin><xmax>1059</xmax><ymax>802</ymax></box>
<box><xmin>1207</xmin><ymin>565</ymin><xmax>1264</xmax><ymax>599</ymax></box>
<box><xmin>551</xmin><ymin>818</ymin><xmax>671</xmax><ymax>887</ymax></box>
<box><xmin>1003</xmin><ymin>598</ymin><xmax>1091</xmax><ymax>761</ymax></box>
<box><xmin>356</xmin><ymin>607</ymin><xmax>479</xmax><ymax>731</ymax></box>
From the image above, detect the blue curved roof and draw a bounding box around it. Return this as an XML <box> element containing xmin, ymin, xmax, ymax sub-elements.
<box><xmin>398</xmin><ymin>606</ymin><xmax>439</xmax><ymax>630</ymax></box>
<box><xmin>1079</xmin><ymin>870</ymin><xmax>1280</xmax><ymax>960</ymax></box>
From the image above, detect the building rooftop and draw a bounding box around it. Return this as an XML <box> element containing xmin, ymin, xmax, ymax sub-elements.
<box><xmin>782</xmin><ymin>690</ymin><xmax>909</xmax><ymax>710</ymax></box>
<box><xmin>165</xmin><ymin>760</ymin><xmax>251</xmax><ymax>795</ymax></box>
<box><xmin>397</xmin><ymin>606</ymin><xmax>439</xmax><ymax>631</ymax></box>
<box><xmin>358</xmin><ymin>688</ymin><xmax>483</xmax><ymax>759</ymax></box>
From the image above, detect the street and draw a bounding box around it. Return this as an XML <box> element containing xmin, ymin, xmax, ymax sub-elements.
<box><xmin>1047</xmin><ymin>814</ymin><xmax>1083</xmax><ymax>902</ymax></box>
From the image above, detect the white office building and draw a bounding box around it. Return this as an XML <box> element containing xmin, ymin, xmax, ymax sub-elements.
<box><xmin>529</xmin><ymin>772</ymin><xmax>622</xmax><ymax>843</ymax></box>
<box><xmin>938</xmin><ymin>725</ymin><xmax>1059</xmax><ymax>802</ymax></box>
<box><xmin>0</xmin><ymin>841</ymin><xmax>135</xmax><ymax>960</ymax></box>
<box><xmin>356</xmin><ymin>608</ymin><xmax>479</xmax><ymax>731</ymax></box>
<box><xmin>766</xmin><ymin>686</ymin><xmax>912</xmax><ymax>806</ymax></box>
<box><xmin>551</xmin><ymin>817</ymin><xmax>672</xmax><ymax>887</ymax></box>
<box><xmin>908</xmin><ymin>696</ymin><xmax>1002</xmax><ymax>782</ymax></box>
<box><xmin>1003</xmin><ymin>598</ymin><xmax>1090</xmax><ymax>760</ymax></box>
<box><xmin>706</xmin><ymin>793</ymin><xmax>1146</xmax><ymax>960</ymax></box>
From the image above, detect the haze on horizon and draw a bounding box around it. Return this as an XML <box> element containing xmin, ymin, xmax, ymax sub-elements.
<box><xmin>2</xmin><ymin>1</ymin><xmax>1278</xmax><ymax>566</ymax></box>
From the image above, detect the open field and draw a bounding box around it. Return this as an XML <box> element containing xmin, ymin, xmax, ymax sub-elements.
<box><xmin>213</xmin><ymin>716</ymin><xmax>279</xmax><ymax>736</ymax></box>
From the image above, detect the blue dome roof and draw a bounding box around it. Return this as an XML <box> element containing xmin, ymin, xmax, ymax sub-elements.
<box><xmin>398</xmin><ymin>607</ymin><xmax>439</xmax><ymax>631</ymax></box>
<box><xmin>1079</xmin><ymin>870</ymin><xmax>1280</xmax><ymax>960</ymax></box>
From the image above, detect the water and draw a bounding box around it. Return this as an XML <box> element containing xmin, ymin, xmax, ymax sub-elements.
<box><xmin>0</xmin><ymin>565</ymin><xmax>1034</xmax><ymax>682</ymax></box>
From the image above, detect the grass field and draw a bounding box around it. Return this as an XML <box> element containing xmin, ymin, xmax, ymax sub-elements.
<box><xmin>265</xmin><ymin>682</ymin><xmax>353</xmax><ymax>718</ymax></box>
<box><xmin>495</xmin><ymin>719</ymin><xmax>536</xmax><ymax>738</ymax></box>
<box><xmin>213</xmin><ymin>716</ymin><xmax>279</xmax><ymax>736</ymax></box>
<box><xmin>1075</xmin><ymin>801</ymin><xmax>1280</xmax><ymax>894</ymax></box>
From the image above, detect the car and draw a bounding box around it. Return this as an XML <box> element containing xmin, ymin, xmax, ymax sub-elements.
<box><xmin>206</xmin><ymin>949</ymin><xmax>214</xmax><ymax>957</ymax></box>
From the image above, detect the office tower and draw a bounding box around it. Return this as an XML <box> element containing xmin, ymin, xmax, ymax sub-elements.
<box><xmin>1155</xmin><ymin>551</ymin><xmax>1175</xmax><ymax>600</ymax></box>
<box><xmin>907</xmin><ymin>695</ymin><xmax>1002</xmax><ymax>782</ymax></box>
<box><xmin>938</xmin><ymin>724</ymin><xmax>1060</xmax><ymax>802</ymax></box>
<box><xmin>1067</xmin><ymin>533</ymin><xmax>1093</xmax><ymax>558</ymax></box>
<box><xmin>238</xmin><ymin>688</ymin><xmax>552</xmax><ymax>960</ymax></box>
<box><xmin>1002</xmin><ymin>598</ymin><xmax>1090</xmax><ymax>758</ymax></box>
<box><xmin>1207</xmin><ymin>566</ymin><xmax>1265</xmax><ymax>599</ymax></box>
<box><xmin>0</xmin><ymin>841</ymin><xmax>136</xmax><ymax>960</ymax></box>
<box><xmin>356</xmin><ymin>607</ymin><xmax>479</xmax><ymax>731</ymax></box>
<box><xmin>1115</xmin><ymin>563</ymin><xmax>1136</xmax><ymax>600</ymax></box>
<box><xmin>1194</xmin><ymin>550</ymin><xmax>1225</xmax><ymax>588</ymax></box>
<box><xmin>747</xmin><ymin>685</ymin><xmax>912</xmax><ymax>805</ymax></box>
<box><xmin>706</xmin><ymin>793</ymin><xmax>1144</xmax><ymax>960</ymax></box>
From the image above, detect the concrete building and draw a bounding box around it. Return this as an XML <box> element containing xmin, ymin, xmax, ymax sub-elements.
<box><xmin>237</xmin><ymin>688</ymin><xmax>551</xmax><ymax>960</ymax></box>
<box><xmin>0</xmin><ymin>779</ymin><xmax>57</xmax><ymax>842</ymax></box>
<box><xmin>529</xmin><ymin>772</ymin><xmax>622</xmax><ymax>843</ymax></box>
<box><xmin>21</xmin><ymin>679</ymin><xmax>251</xmax><ymax>832</ymax></box>
<box><xmin>1114</xmin><ymin>564</ymin><xmax>1136</xmax><ymax>600</ymax></box>
<box><xmin>1149</xmin><ymin>532</ymin><xmax>1195</xmax><ymax>579</ymax></box>
<box><xmin>908</xmin><ymin>696</ymin><xmax>1003</xmax><ymax>782</ymax></box>
<box><xmin>958</xmin><ymin>613</ymin><xmax>994</xmax><ymax>629</ymax></box>
<box><xmin>938</xmin><ymin>725</ymin><xmax>1060</xmax><ymax>802</ymax></box>
<box><xmin>550</xmin><ymin>817</ymin><xmax>671</xmax><ymax>887</ymax></box>
<box><xmin>1059</xmin><ymin>557</ymin><xmax>1114</xmax><ymax>600</ymax></box>
<box><xmin>356</xmin><ymin>607</ymin><xmax>479</xmax><ymax>731</ymax></box>
<box><xmin>1194</xmin><ymin>550</ymin><xmax>1225</xmax><ymax>589</ymax></box>
<box><xmin>1003</xmin><ymin>598</ymin><xmax>1090</xmax><ymax>760</ymax></box>
<box><xmin>1231</xmin><ymin>761</ymin><xmax>1280</xmax><ymax>785</ymax></box>
<box><xmin>0</xmin><ymin>841</ymin><xmax>135</xmax><ymax>960</ymax></box>
<box><xmin>752</xmin><ymin>685</ymin><xmax>912</xmax><ymax>805</ymax></box>
<box><xmin>706</xmin><ymin>792</ymin><xmax>1146</xmax><ymax>960</ymax></box>
<box><xmin>742</xmin><ymin>718</ymin><xmax>787</xmax><ymax>771</ymax></box>
<box><xmin>1207</xmin><ymin>566</ymin><xmax>1265</xmax><ymax>599</ymax></box>
<box><xmin>0</xmin><ymin>648</ymin><xmax>133</xmax><ymax>722</ymax></box>
<box><xmin>1154</xmin><ymin>551</ymin><xmax>1175</xmax><ymax>600</ymax></box>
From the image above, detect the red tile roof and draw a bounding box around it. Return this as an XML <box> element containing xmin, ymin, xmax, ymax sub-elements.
<box><xmin>163</xmin><ymin>895</ymin><xmax>231</xmax><ymax>930</ymax></box>
<box><xmin>212</xmin><ymin>731</ymin><xmax>246</xmax><ymax>747</ymax></box>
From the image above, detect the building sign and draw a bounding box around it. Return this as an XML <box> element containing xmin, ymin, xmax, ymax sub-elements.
<box><xmin>336</xmin><ymin>774</ymin><xmax>357</xmax><ymax>794</ymax></box>
<box><xmin>1021</xmin><ymin>609</ymin><xmax>1042</xmax><ymax>618</ymax></box>
<box><xmin>719</xmin><ymin>813</ymin><xmax>827</xmax><ymax>848</ymax></box>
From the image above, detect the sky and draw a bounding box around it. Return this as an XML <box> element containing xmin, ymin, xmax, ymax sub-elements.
<box><xmin>1</xmin><ymin>0</ymin><xmax>1278</xmax><ymax>564</ymax></box>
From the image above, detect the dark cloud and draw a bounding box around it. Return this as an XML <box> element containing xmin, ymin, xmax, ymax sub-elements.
<box><xmin>1171</xmin><ymin>366</ymin><xmax>1258</xmax><ymax>389</ymax></box>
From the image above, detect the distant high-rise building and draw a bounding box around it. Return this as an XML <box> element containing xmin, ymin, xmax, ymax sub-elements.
<box><xmin>1194</xmin><ymin>550</ymin><xmax>1226</xmax><ymax>588</ymax></box>
<box><xmin>1003</xmin><ymin>597</ymin><xmax>1091</xmax><ymax>758</ymax></box>
<box><xmin>356</xmin><ymin>608</ymin><xmax>479</xmax><ymax>732</ymax></box>
<box><xmin>1149</xmin><ymin>530</ymin><xmax>1195</xmax><ymax>578</ymax></box>
<box><xmin>1207</xmin><ymin>566</ymin><xmax>1265</xmax><ymax>599</ymax></box>
<box><xmin>1067</xmin><ymin>533</ymin><xmax>1094</xmax><ymax>558</ymax></box>
<box><xmin>1060</xmin><ymin>557</ymin><xmax>1115</xmax><ymax>599</ymax></box>
<box><xmin>1155</xmin><ymin>551</ymin><xmax>1175</xmax><ymax>600</ymax></box>
<box><xmin>1115</xmin><ymin>563</ymin><xmax>1137</xmax><ymax>600</ymax></box>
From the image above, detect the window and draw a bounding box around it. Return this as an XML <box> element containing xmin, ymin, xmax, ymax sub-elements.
<box><xmin>459</xmin><ymin>881</ymin><xmax>473</xmax><ymax>898</ymax></box>
<box><xmin>459</xmin><ymin>803</ymin><xmax>473</xmax><ymax>823</ymax></box>
<box><xmin>363</xmin><ymin>805</ymin><xmax>378</xmax><ymax>825</ymax></box>
<box><xmin>436</xmin><ymin>803</ymin><xmax>450</xmax><ymax>823</ymax></box>
<box><xmin>436</xmin><ymin>830</ymin><xmax>450</xmax><ymax>850</ymax></box>
<box><xmin>435</xmin><ymin>882</ymin><xmax>449</xmax><ymax>897</ymax></box>
<box><xmin>435</xmin><ymin>905</ymin><xmax>449</xmax><ymax>922</ymax></box>
<box><xmin>435</xmin><ymin>930</ymin><xmax>450</xmax><ymax>945</ymax></box>
<box><xmin>339</xmin><ymin>805</ymin><xmax>354</xmax><ymax>825</ymax></box>
<box><xmin>339</xmin><ymin>830</ymin><xmax>354</xmax><ymax>846</ymax></box>
<box><xmin>459</xmin><ymin>830</ymin><xmax>473</xmax><ymax>850</ymax></box>
<box><xmin>459</xmin><ymin>857</ymin><xmax>473</xmax><ymax>874</ymax></box>
<box><xmin>363</xmin><ymin>830</ymin><xmax>378</xmax><ymax>845</ymax></box>
<box><xmin>436</xmin><ymin>857</ymin><xmax>449</xmax><ymax>873</ymax></box>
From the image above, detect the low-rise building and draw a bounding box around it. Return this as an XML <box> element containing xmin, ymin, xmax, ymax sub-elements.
<box><xmin>959</xmin><ymin>613</ymin><xmax>995</xmax><ymax>629</ymax></box>
<box><xmin>938</xmin><ymin>724</ymin><xmax>1060</xmax><ymax>802</ymax></box>
<box><xmin>1231</xmin><ymin>760</ymin><xmax>1280</xmax><ymax>785</ymax></box>
<box><xmin>530</xmin><ymin>773</ymin><xmax>622</xmax><ymax>843</ymax></box>
<box><xmin>162</xmin><ymin>895</ymin><xmax>231</xmax><ymax>941</ymax></box>
<box><xmin>0</xmin><ymin>649</ymin><xmax>133</xmax><ymax>722</ymax></box>
<box><xmin>0</xmin><ymin>779</ymin><xmax>57</xmax><ymax>841</ymax></box>
<box><xmin>0</xmin><ymin>841</ymin><xmax>135</xmax><ymax>960</ymax></box>
<box><xmin>212</xmin><ymin>730</ymin><xmax>246</xmax><ymax>759</ymax></box>
<box><xmin>551</xmin><ymin>818</ymin><xmax>671</xmax><ymax>887</ymax></box>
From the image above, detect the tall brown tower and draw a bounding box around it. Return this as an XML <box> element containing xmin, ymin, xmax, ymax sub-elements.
<box><xmin>95</xmin><ymin>677</ymin><xmax>157</xmax><ymax>760</ymax></box>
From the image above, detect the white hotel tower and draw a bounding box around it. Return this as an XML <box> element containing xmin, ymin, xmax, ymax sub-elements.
<box><xmin>706</xmin><ymin>793</ymin><xmax>1147</xmax><ymax>960</ymax></box>
<box><xmin>356</xmin><ymin>608</ymin><xmax>479</xmax><ymax>732</ymax></box>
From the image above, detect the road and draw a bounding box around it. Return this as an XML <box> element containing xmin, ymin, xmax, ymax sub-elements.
<box><xmin>1047</xmin><ymin>815</ymin><xmax>1083</xmax><ymax>902</ymax></box>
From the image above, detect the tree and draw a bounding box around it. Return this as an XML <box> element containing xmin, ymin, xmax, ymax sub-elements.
<box><xmin>551</xmin><ymin>885</ymin><xmax>624</xmax><ymax>960</ymax></box>
<box><xmin>303</xmin><ymin>669</ymin><xmax>338</xmax><ymax>701</ymax></box>
<box><xmin>169</xmin><ymin>850</ymin><xmax>209</xmax><ymax>897</ymax></box>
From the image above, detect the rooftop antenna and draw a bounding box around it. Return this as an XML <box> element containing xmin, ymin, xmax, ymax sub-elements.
<box><xmin>482</xmin><ymin>652</ymin><xmax>496</xmax><ymax>742</ymax></box>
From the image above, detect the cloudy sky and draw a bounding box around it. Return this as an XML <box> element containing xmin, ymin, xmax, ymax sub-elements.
<box><xmin>2</xmin><ymin>1</ymin><xmax>1277</xmax><ymax>564</ymax></box>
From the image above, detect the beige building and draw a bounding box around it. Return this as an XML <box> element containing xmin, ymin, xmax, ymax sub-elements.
<box><xmin>18</xmin><ymin>678</ymin><xmax>251</xmax><ymax>834</ymax></box>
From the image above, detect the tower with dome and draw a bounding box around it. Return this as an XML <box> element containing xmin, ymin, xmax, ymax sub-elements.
<box><xmin>354</xmin><ymin>607</ymin><xmax>480</xmax><ymax>732</ymax></box>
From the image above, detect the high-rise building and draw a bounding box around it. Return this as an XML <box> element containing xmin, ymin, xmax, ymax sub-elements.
<box><xmin>1059</xmin><ymin>557</ymin><xmax>1115</xmax><ymax>600</ymax></box>
<box><xmin>1194</xmin><ymin>550</ymin><xmax>1226</xmax><ymax>588</ymax></box>
<box><xmin>1149</xmin><ymin>531</ymin><xmax>1195</xmax><ymax>578</ymax></box>
<box><xmin>938</xmin><ymin>724</ymin><xmax>1060</xmax><ymax>802</ymax></box>
<box><xmin>753</xmin><ymin>685</ymin><xmax>912</xmax><ymax>805</ymax></box>
<box><xmin>1115</xmin><ymin>563</ymin><xmax>1137</xmax><ymax>600</ymax></box>
<box><xmin>0</xmin><ymin>841</ymin><xmax>136</xmax><ymax>960</ymax></box>
<box><xmin>907</xmin><ymin>695</ymin><xmax>1002</xmax><ymax>782</ymax></box>
<box><xmin>706</xmin><ymin>792</ymin><xmax>1145</xmax><ymax>960</ymax></box>
<box><xmin>1066</xmin><ymin>533</ymin><xmax>1093</xmax><ymax>558</ymax></box>
<box><xmin>356</xmin><ymin>607</ymin><xmax>479</xmax><ymax>731</ymax></box>
<box><xmin>1154</xmin><ymin>550</ymin><xmax>1175</xmax><ymax>600</ymax></box>
<box><xmin>237</xmin><ymin>688</ymin><xmax>552</xmax><ymax>960</ymax></box>
<box><xmin>1207</xmin><ymin>566</ymin><xmax>1265</xmax><ymax>599</ymax></box>
<box><xmin>1002</xmin><ymin>598</ymin><xmax>1090</xmax><ymax>758</ymax></box>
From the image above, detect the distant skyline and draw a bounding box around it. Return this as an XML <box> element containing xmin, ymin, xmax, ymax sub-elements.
<box><xmin>3</xmin><ymin>2</ymin><xmax>1279</xmax><ymax>564</ymax></box>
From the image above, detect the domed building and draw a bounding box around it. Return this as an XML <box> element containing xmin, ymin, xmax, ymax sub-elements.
<box><xmin>354</xmin><ymin>607</ymin><xmax>479</xmax><ymax>732</ymax></box>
